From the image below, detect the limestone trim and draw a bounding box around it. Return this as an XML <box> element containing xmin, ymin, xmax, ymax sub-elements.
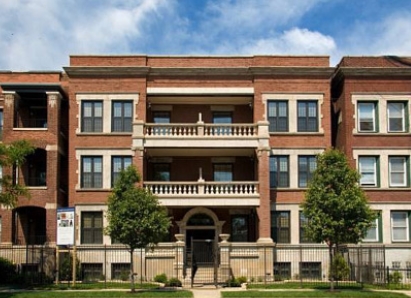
<box><xmin>76</xmin><ymin>93</ymin><xmax>139</xmax><ymax>134</ymax></box>
<box><xmin>351</xmin><ymin>94</ymin><xmax>411</xmax><ymax>134</ymax></box>
<box><xmin>75</xmin><ymin>148</ymin><xmax>134</xmax><ymax>190</ymax></box>
<box><xmin>177</xmin><ymin>207</ymin><xmax>226</xmax><ymax>243</ymax></box>
<box><xmin>262</xmin><ymin>93</ymin><xmax>325</xmax><ymax>134</ymax></box>
<box><xmin>147</xmin><ymin>87</ymin><xmax>254</xmax><ymax>95</ymax></box>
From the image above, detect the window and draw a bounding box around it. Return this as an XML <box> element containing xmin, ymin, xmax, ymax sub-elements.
<box><xmin>81</xmin><ymin>263</ymin><xmax>103</xmax><ymax>281</ymax></box>
<box><xmin>153</xmin><ymin>111</ymin><xmax>170</xmax><ymax>135</ymax></box>
<box><xmin>213</xmin><ymin>164</ymin><xmax>233</xmax><ymax>181</ymax></box>
<box><xmin>391</xmin><ymin>211</ymin><xmax>410</xmax><ymax>242</ymax></box>
<box><xmin>299</xmin><ymin>212</ymin><xmax>315</xmax><ymax>243</ymax></box>
<box><xmin>363</xmin><ymin>212</ymin><xmax>382</xmax><ymax>242</ymax></box>
<box><xmin>300</xmin><ymin>262</ymin><xmax>322</xmax><ymax>279</ymax></box>
<box><xmin>389</xmin><ymin>157</ymin><xmax>408</xmax><ymax>187</ymax></box>
<box><xmin>112</xmin><ymin>263</ymin><xmax>130</xmax><ymax>280</ymax></box>
<box><xmin>270</xmin><ymin>156</ymin><xmax>289</xmax><ymax>188</ymax></box>
<box><xmin>231</xmin><ymin>215</ymin><xmax>248</xmax><ymax>242</ymax></box>
<box><xmin>212</xmin><ymin>112</ymin><xmax>232</xmax><ymax>135</ymax></box>
<box><xmin>387</xmin><ymin>102</ymin><xmax>406</xmax><ymax>132</ymax></box>
<box><xmin>153</xmin><ymin>163</ymin><xmax>170</xmax><ymax>181</ymax></box>
<box><xmin>81</xmin><ymin>157</ymin><xmax>102</xmax><ymax>188</ymax></box>
<box><xmin>112</xmin><ymin>156</ymin><xmax>132</xmax><ymax>186</ymax></box>
<box><xmin>297</xmin><ymin>101</ymin><xmax>318</xmax><ymax>132</ymax></box>
<box><xmin>359</xmin><ymin>156</ymin><xmax>378</xmax><ymax>187</ymax></box>
<box><xmin>112</xmin><ymin>101</ymin><xmax>132</xmax><ymax>132</ymax></box>
<box><xmin>82</xmin><ymin>101</ymin><xmax>103</xmax><ymax>132</ymax></box>
<box><xmin>0</xmin><ymin>216</ymin><xmax>2</xmax><ymax>242</ymax></box>
<box><xmin>271</xmin><ymin>211</ymin><xmax>290</xmax><ymax>243</ymax></box>
<box><xmin>298</xmin><ymin>156</ymin><xmax>317</xmax><ymax>188</ymax></box>
<box><xmin>268</xmin><ymin>101</ymin><xmax>288</xmax><ymax>132</ymax></box>
<box><xmin>81</xmin><ymin>212</ymin><xmax>103</xmax><ymax>244</ymax></box>
<box><xmin>274</xmin><ymin>262</ymin><xmax>291</xmax><ymax>280</ymax></box>
<box><xmin>358</xmin><ymin>102</ymin><xmax>377</xmax><ymax>132</ymax></box>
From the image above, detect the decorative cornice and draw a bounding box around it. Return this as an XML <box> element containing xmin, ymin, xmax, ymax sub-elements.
<box><xmin>64</xmin><ymin>66</ymin><xmax>335</xmax><ymax>78</ymax></box>
<box><xmin>334</xmin><ymin>67</ymin><xmax>411</xmax><ymax>79</ymax></box>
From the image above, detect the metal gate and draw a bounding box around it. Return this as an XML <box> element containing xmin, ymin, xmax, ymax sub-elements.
<box><xmin>190</xmin><ymin>239</ymin><xmax>219</xmax><ymax>287</ymax></box>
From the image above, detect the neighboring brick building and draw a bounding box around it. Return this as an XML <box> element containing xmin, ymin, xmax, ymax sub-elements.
<box><xmin>0</xmin><ymin>54</ymin><xmax>410</xmax><ymax>282</ymax></box>
<box><xmin>332</xmin><ymin>56</ymin><xmax>411</xmax><ymax>253</ymax></box>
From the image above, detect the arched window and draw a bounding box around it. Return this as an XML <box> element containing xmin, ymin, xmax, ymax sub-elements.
<box><xmin>187</xmin><ymin>213</ymin><xmax>214</xmax><ymax>226</ymax></box>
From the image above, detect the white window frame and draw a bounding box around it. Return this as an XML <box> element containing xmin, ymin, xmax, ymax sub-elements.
<box><xmin>391</xmin><ymin>211</ymin><xmax>409</xmax><ymax>242</ymax></box>
<box><xmin>358</xmin><ymin>102</ymin><xmax>376</xmax><ymax>132</ymax></box>
<box><xmin>359</xmin><ymin>157</ymin><xmax>378</xmax><ymax>187</ymax></box>
<box><xmin>363</xmin><ymin>217</ymin><xmax>379</xmax><ymax>242</ymax></box>
<box><xmin>389</xmin><ymin>156</ymin><xmax>407</xmax><ymax>187</ymax></box>
<box><xmin>387</xmin><ymin>102</ymin><xmax>405</xmax><ymax>132</ymax></box>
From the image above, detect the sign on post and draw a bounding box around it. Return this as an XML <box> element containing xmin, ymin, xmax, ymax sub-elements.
<box><xmin>57</xmin><ymin>207</ymin><xmax>75</xmax><ymax>246</ymax></box>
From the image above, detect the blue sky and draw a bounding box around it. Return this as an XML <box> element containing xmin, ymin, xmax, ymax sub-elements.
<box><xmin>1</xmin><ymin>0</ymin><xmax>410</xmax><ymax>70</ymax></box>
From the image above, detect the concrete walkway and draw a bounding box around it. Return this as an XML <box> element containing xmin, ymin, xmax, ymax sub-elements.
<box><xmin>191</xmin><ymin>286</ymin><xmax>244</xmax><ymax>298</ymax></box>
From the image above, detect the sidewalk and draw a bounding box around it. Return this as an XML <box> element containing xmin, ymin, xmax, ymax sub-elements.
<box><xmin>191</xmin><ymin>286</ymin><xmax>244</xmax><ymax>298</ymax></box>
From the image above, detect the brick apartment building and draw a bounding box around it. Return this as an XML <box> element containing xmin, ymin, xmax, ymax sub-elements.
<box><xmin>0</xmin><ymin>55</ymin><xmax>410</xmax><ymax>281</ymax></box>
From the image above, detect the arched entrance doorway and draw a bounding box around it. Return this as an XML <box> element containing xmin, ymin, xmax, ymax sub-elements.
<box><xmin>13</xmin><ymin>206</ymin><xmax>47</xmax><ymax>245</ymax></box>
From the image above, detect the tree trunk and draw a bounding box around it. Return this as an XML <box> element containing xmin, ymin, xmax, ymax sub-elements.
<box><xmin>130</xmin><ymin>249</ymin><xmax>135</xmax><ymax>293</ymax></box>
<box><xmin>329</xmin><ymin>244</ymin><xmax>335</xmax><ymax>291</ymax></box>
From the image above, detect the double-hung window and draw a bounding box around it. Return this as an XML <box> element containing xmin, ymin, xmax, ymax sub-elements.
<box><xmin>212</xmin><ymin>112</ymin><xmax>232</xmax><ymax>135</ymax></box>
<box><xmin>111</xmin><ymin>156</ymin><xmax>132</xmax><ymax>187</ymax></box>
<box><xmin>153</xmin><ymin>111</ymin><xmax>170</xmax><ymax>135</ymax></box>
<box><xmin>358</xmin><ymin>102</ymin><xmax>377</xmax><ymax>132</ymax></box>
<box><xmin>297</xmin><ymin>101</ymin><xmax>318</xmax><ymax>132</ymax></box>
<box><xmin>271</xmin><ymin>211</ymin><xmax>290</xmax><ymax>243</ymax></box>
<box><xmin>81</xmin><ymin>156</ymin><xmax>103</xmax><ymax>188</ymax></box>
<box><xmin>363</xmin><ymin>212</ymin><xmax>382</xmax><ymax>242</ymax></box>
<box><xmin>298</xmin><ymin>156</ymin><xmax>317</xmax><ymax>188</ymax></box>
<box><xmin>153</xmin><ymin>163</ymin><xmax>171</xmax><ymax>181</ymax></box>
<box><xmin>359</xmin><ymin>156</ymin><xmax>378</xmax><ymax>187</ymax></box>
<box><xmin>231</xmin><ymin>215</ymin><xmax>249</xmax><ymax>242</ymax></box>
<box><xmin>389</xmin><ymin>156</ymin><xmax>408</xmax><ymax>187</ymax></box>
<box><xmin>112</xmin><ymin>101</ymin><xmax>132</xmax><ymax>132</ymax></box>
<box><xmin>82</xmin><ymin>101</ymin><xmax>103</xmax><ymax>132</ymax></box>
<box><xmin>268</xmin><ymin>101</ymin><xmax>288</xmax><ymax>132</ymax></box>
<box><xmin>391</xmin><ymin>211</ymin><xmax>410</xmax><ymax>242</ymax></box>
<box><xmin>81</xmin><ymin>212</ymin><xmax>103</xmax><ymax>244</ymax></box>
<box><xmin>270</xmin><ymin>156</ymin><xmax>289</xmax><ymax>188</ymax></box>
<box><xmin>213</xmin><ymin>164</ymin><xmax>233</xmax><ymax>181</ymax></box>
<box><xmin>387</xmin><ymin>102</ymin><xmax>406</xmax><ymax>132</ymax></box>
<box><xmin>299</xmin><ymin>212</ymin><xmax>315</xmax><ymax>243</ymax></box>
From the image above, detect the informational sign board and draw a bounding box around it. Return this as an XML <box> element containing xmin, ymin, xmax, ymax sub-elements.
<box><xmin>57</xmin><ymin>207</ymin><xmax>75</xmax><ymax>245</ymax></box>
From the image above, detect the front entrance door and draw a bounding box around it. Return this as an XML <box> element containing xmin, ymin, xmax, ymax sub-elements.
<box><xmin>185</xmin><ymin>229</ymin><xmax>218</xmax><ymax>287</ymax></box>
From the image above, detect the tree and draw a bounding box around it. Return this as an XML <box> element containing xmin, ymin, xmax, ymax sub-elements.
<box><xmin>105</xmin><ymin>165</ymin><xmax>170</xmax><ymax>292</ymax></box>
<box><xmin>301</xmin><ymin>149</ymin><xmax>376</xmax><ymax>290</ymax></box>
<box><xmin>0</xmin><ymin>140</ymin><xmax>35</xmax><ymax>208</ymax></box>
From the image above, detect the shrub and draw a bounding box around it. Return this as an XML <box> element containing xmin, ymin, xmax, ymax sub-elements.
<box><xmin>0</xmin><ymin>257</ymin><xmax>17</xmax><ymax>284</ymax></box>
<box><xmin>226</xmin><ymin>276</ymin><xmax>247</xmax><ymax>287</ymax></box>
<box><xmin>154</xmin><ymin>273</ymin><xmax>168</xmax><ymax>284</ymax></box>
<box><xmin>59</xmin><ymin>253</ymin><xmax>81</xmax><ymax>281</ymax></box>
<box><xmin>389</xmin><ymin>271</ymin><xmax>402</xmax><ymax>284</ymax></box>
<box><xmin>330</xmin><ymin>253</ymin><xmax>349</xmax><ymax>281</ymax></box>
<box><xmin>166</xmin><ymin>277</ymin><xmax>182</xmax><ymax>287</ymax></box>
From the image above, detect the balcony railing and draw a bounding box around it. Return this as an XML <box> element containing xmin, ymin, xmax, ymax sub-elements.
<box><xmin>145</xmin><ymin>123</ymin><xmax>258</xmax><ymax>137</ymax></box>
<box><xmin>144</xmin><ymin>181</ymin><xmax>259</xmax><ymax>196</ymax></box>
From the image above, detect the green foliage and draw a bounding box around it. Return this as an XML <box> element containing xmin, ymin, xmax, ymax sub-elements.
<box><xmin>154</xmin><ymin>273</ymin><xmax>168</xmax><ymax>284</ymax></box>
<box><xmin>330</xmin><ymin>253</ymin><xmax>350</xmax><ymax>281</ymax></box>
<box><xmin>389</xmin><ymin>271</ymin><xmax>402</xmax><ymax>284</ymax></box>
<box><xmin>105</xmin><ymin>166</ymin><xmax>171</xmax><ymax>251</ymax></box>
<box><xmin>301</xmin><ymin>149</ymin><xmax>376</xmax><ymax>247</ymax></box>
<box><xmin>0</xmin><ymin>257</ymin><xmax>17</xmax><ymax>283</ymax></box>
<box><xmin>166</xmin><ymin>277</ymin><xmax>182</xmax><ymax>287</ymax></box>
<box><xmin>0</xmin><ymin>140</ymin><xmax>35</xmax><ymax>207</ymax></box>
<box><xmin>59</xmin><ymin>253</ymin><xmax>81</xmax><ymax>281</ymax></box>
<box><xmin>226</xmin><ymin>276</ymin><xmax>247</xmax><ymax>287</ymax></box>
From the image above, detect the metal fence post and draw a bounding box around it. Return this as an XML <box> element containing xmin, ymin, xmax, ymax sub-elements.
<box><xmin>104</xmin><ymin>244</ymin><xmax>107</xmax><ymax>287</ymax></box>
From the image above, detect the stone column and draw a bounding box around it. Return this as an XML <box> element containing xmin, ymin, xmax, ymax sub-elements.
<box><xmin>257</xmin><ymin>241</ymin><xmax>275</xmax><ymax>282</ymax></box>
<box><xmin>46</xmin><ymin>91</ymin><xmax>62</xmax><ymax>135</ymax></box>
<box><xmin>174</xmin><ymin>234</ymin><xmax>185</xmax><ymax>282</ymax></box>
<box><xmin>219</xmin><ymin>234</ymin><xmax>231</xmax><ymax>283</ymax></box>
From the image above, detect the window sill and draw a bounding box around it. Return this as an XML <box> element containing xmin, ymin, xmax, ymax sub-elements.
<box><xmin>269</xmin><ymin>132</ymin><xmax>324</xmax><ymax>136</ymax></box>
<box><xmin>354</xmin><ymin>132</ymin><xmax>411</xmax><ymax>136</ymax></box>
<box><xmin>76</xmin><ymin>132</ymin><xmax>132</xmax><ymax>136</ymax></box>
<box><xmin>27</xmin><ymin>186</ymin><xmax>47</xmax><ymax>190</ymax></box>
<box><xmin>76</xmin><ymin>188</ymin><xmax>111</xmax><ymax>192</ymax></box>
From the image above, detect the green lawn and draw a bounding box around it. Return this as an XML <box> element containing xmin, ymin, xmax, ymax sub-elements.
<box><xmin>0</xmin><ymin>289</ymin><xmax>193</xmax><ymax>298</ymax></box>
<box><xmin>221</xmin><ymin>290</ymin><xmax>409</xmax><ymax>298</ymax></box>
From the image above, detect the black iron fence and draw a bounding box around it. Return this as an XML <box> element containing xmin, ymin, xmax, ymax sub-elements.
<box><xmin>0</xmin><ymin>243</ymin><xmax>410</xmax><ymax>289</ymax></box>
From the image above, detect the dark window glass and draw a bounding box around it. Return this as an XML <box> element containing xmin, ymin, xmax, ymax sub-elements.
<box><xmin>274</xmin><ymin>262</ymin><xmax>291</xmax><ymax>280</ymax></box>
<box><xmin>81</xmin><ymin>156</ymin><xmax>102</xmax><ymax>188</ymax></box>
<box><xmin>270</xmin><ymin>156</ymin><xmax>289</xmax><ymax>188</ymax></box>
<box><xmin>81</xmin><ymin>212</ymin><xmax>103</xmax><ymax>244</ymax></box>
<box><xmin>112</xmin><ymin>101</ymin><xmax>132</xmax><ymax>132</ymax></box>
<box><xmin>297</xmin><ymin>101</ymin><xmax>318</xmax><ymax>132</ymax></box>
<box><xmin>298</xmin><ymin>156</ymin><xmax>317</xmax><ymax>187</ymax></box>
<box><xmin>153</xmin><ymin>163</ymin><xmax>170</xmax><ymax>181</ymax></box>
<box><xmin>268</xmin><ymin>101</ymin><xmax>288</xmax><ymax>132</ymax></box>
<box><xmin>271</xmin><ymin>211</ymin><xmax>290</xmax><ymax>243</ymax></box>
<box><xmin>300</xmin><ymin>262</ymin><xmax>322</xmax><ymax>279</ymax></box>
<box><xmin>82</xmin><ymin>101</ymin><xmax>103</xmax><ymax>132</ymax></box>
<box><xmin>231</xmin><ymin>215</ymin><xmax>249</xmax><ymax>242</ymax></box>
<box><xmin>112</xmin><ymin>156</ymin><xmax>132</xmax><ymax>186</ymax></box>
